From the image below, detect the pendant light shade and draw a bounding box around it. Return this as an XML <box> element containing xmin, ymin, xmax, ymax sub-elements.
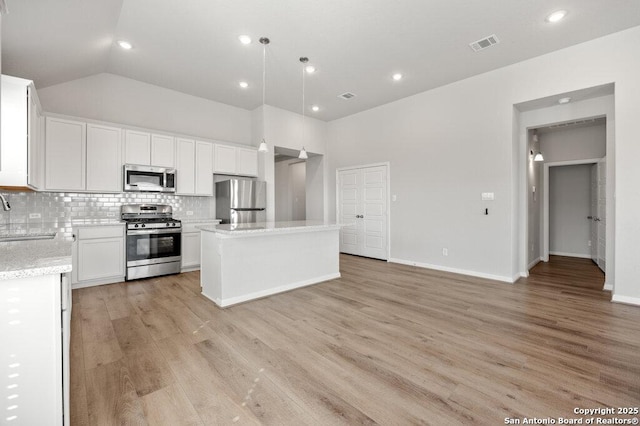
<box><xmin>532</xmin><ymin>130</ymin><xmax>543</xmax><ymax>162</ymax></box>
<box><xmin>298</xmin><ymin>147</ymin><xmax>308</xmax><ymax>159</ymax></box>
<box><xmin>258</xmin><ymin>37</ymin><xmax>270</xmax><ymax>153</ymax></box>
<box><xmin>534</xmin><ymin>152</ymin><xmax>544</xmax><ymax>162</ymax></box>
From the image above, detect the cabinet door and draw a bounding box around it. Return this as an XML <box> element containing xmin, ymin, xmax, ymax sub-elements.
<box><xmin>28</xmin><ymin>89</ymin><xmax>45</xmax><ymax>189</ymax></box>
<box><xmin>214</xmin><ymin>144</ymin><xmax>237</xmax><ymax>174</ymax></box>
<box><xmin>151</xmin><ymin>134</ymin><xmax>175</xmax><ymax>167</ymax></box>
<box><xmin>124</xmin><ymin>130</ymin><xmax>151</xmax><ymax>165</ymax></box>
<box><xmin>176</xmin><ymin>138</ymin><xmax>195</xmax><ymax>195</ymax></box>
<box><xmin>195</xmin><ymin>141</ymin><xmax>214</xmax><ymax>195</ymax></box>
<box><xmin>181</xmin><ymin>232</ymin><xmax>201</xmax><ymax>268</ymax></box>
<box><xmin>86</xmin><ymin>124</ymin><xmax>122</xmax><ymax>192</ymax></box>
<box><xmin>77</xmin><ymin>238</ymin><xmax>124</xmax><ymax>281</ymax></box>
<box><xmin>237</xmin><ymin>147</ymin><xmax>258</xmax><ymax>176</ymax></box>
<box><xmin>45</xmin><ymin>117</ymin><xmax>86</xmax><ymax>191</ymax></box>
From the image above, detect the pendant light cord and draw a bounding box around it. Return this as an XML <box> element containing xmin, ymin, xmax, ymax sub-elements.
<box><xmin>262</xmin><ymin>41</ymin><xmax>266</xmax><ymax>135</ymax></box>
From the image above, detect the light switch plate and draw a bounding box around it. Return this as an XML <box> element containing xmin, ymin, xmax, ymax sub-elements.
<box><xmin>481</xmin><ymin>192</ymin><xmax>495</xmax><ymax>201</ymax></box>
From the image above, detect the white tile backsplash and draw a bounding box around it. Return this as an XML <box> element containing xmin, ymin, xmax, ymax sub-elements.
<box><xmin>0</xmin><ymin>191</ymin><xmax>214</xmax><ymax>240</ymax></box>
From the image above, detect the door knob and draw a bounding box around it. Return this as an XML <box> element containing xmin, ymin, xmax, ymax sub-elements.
<box><xmin>587</xmin><ymin>216</ymin><xmax>593</xmax><ymax>219</ymax></box>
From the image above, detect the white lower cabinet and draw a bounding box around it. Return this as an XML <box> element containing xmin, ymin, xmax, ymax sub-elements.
<box><xmin>73</xmin><ymin>225</ymin><xmax>125</xmax><ymax>287</ymax></box>
<box><xmin>181</xmin><ymin>221</ymin><xmax>220</xmax><ymax>270</ymax></box>
<box><xmin>1</xmin><ymin>272</ymin><xmax>71</xmax><ymax>426</ymax></box>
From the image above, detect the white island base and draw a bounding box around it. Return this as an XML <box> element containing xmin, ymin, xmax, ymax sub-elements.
<box><xmin>199</xmin><ymin>221</ymin><xmax>342</xmax><ymax>307</ymax></box>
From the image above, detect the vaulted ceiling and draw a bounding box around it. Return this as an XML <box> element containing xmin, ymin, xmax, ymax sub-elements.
<box><xmin>3</xmin><ymin>0</ymin><xmax>640</xmax><ymax>121</ymax></box>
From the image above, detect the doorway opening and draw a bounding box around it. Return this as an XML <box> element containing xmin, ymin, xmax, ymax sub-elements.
<box><xmin>515</xmin><ymin>84</ymin><xmax>614</xmax><ymax>293</ymax></box>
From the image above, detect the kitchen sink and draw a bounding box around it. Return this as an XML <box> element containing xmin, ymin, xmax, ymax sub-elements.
<box><xmin>0</xmin><ymin>232</ymin><xmax>57</xmax><ymax>242</ymax></box>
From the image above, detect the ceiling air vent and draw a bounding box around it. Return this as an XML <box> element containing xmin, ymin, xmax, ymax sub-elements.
<box><xmin>338</xmin><ymin>92</ymin><xmax>357</xmax><ymax>100</ymax></box>
<box><xmin>469</xmin><ymin>34</ymin><xmax>500</xmax><ymax>52</ymax></box>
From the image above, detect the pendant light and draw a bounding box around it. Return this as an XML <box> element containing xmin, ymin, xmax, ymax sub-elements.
<box><xmin>298</xmin><ymin>57</ymin><xmax>309</xmax><ymax>160</ymax></box>
<box><xmin>258</xmin><ymin>37</ymin><xmax>270</xmax><ymax>153</ymax></box>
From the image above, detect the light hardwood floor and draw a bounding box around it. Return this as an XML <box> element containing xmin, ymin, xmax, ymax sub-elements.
<box><xmin>70</xmin><ymin>254</ymin><xmax>640</xmax><ymax>425</ymax></box>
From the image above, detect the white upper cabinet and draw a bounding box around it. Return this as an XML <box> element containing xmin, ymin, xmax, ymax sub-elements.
<box><xmin>237</xmin><ymin>147</ymin><xmax>258</xmax><ymax>177</ymax></box>
<box><xmin>212</xmin><ymin>144</ymin><xmax>257</xmax><ymax>177</ymax></box>
<box><xmin>214</xmin><ymin>144</ymin><xmax>237</xmax><ymax>174</ymax></box>
<box><xmin>86</xmin><ymin>124</ymin><xmax>122</xmax><ymax>192</ymax></box>
<box><xmin>124</xmin><ymin>130</ymin><xmax>174</xmax><ymax>167</ymax></box>
<box><xmin>124</xmin><ymin>130</ymin><xmax>151</xmax><ymax>165</ymax></box>
<box><xmin>0</xmin><ymin>75</ymin><xmax>44</xmax><ymax>190</ymax></box>
<box><xmin>45</xmin><ymin>117</ymin><xmax>86</xmax><ymax>191</ymax></box>
<box><xmin>176</xmin><ymin>138</ymin><xmax>196</xmax><ymax>194</ymax></box>
<box><xmin>151</xmin><ymin>134</ymin><xmax>175</xmax><ymax>167</ymax></box>
<box><xmin>195</xmin><ymin>141</ymin><xmax>214</xmax><ymax>195</ymax></box>
<box><xmin>175</xmin><ymin>138</ymin><xmax>213</xmax><ymax>196</ymax></box>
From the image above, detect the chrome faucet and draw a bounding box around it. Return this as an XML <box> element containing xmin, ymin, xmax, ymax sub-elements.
<box><xmin>0</xmin><ymin>194</ymin><xmax>11</xmax><ymax>211</ymax></box>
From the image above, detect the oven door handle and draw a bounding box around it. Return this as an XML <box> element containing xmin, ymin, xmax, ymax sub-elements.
<box><xmin>127</xmin><ymin>228</ymin><xmax>181</xmax><ymax>235</ymax></box>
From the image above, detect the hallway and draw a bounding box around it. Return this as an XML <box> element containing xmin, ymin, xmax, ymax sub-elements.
<box><xmin>525</xmin><ymin>255</ymin><xmax>606</xmax><ymax>293</ymax></box>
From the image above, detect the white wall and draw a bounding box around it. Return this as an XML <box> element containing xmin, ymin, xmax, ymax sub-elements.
<box><xmin>526</xmin><ymin>131</ymin><xmax>543</xmax><ymax>267</ymax></box>
<box><xmin>37</xmin><ymin>73</ymin><xmax>252</xmax><ymax>145</ymax></box>
<box><xmin>274</xmin><ymin>158</ymin><xmax>306</xmax><ymax>221</ymax></box>
<box><xmin>258</xmin><ymin>105</ymin><xmax>327</xmax><ymax>222</ymax></box>
<box><xmin>540</xmin><ymin>124</ymin><xmax>606</xmax><ymax>162</ymax></box>
<box><xmin>549</xmin><ymin>165</ymin><xmax>592</xmax><ymax>257</ymax></box>
<box><xmin>327</xmin><ymin>25</ymin><xmax>640</xmax><ymax>303</ymax></box>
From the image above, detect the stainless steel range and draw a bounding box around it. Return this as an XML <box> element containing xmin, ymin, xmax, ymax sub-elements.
<box><xmin>121</xmin><ymin>204</ymin><xmax>182</xmax><ymax>280</ymax></box>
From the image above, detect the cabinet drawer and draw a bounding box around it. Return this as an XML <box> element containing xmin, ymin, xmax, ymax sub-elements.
<box><xmin>77</xmin><ymin>226</ymin><xmax>124</xmax><ymax>240</ymax></box>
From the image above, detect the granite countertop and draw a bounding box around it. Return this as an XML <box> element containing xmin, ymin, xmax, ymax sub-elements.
<box><xmin>0</xmin><ymin>233</ymin><xmax>73</xmax><ymax>280</ymax></box>
<box><xmin>179</xmin><ymin>218</ymin><xmax>221</xmax><ymax>224</ymax></box>
<box><xmin>198</xmin><ymin>220</ymin><xmax>342</xmax><ymax>237</ymax></box>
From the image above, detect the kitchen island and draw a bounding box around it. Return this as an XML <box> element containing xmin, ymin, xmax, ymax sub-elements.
<box><xmin>198</xmin><ymin>221</ymin><xmax>342</xmax><ymax>307</ymax></box>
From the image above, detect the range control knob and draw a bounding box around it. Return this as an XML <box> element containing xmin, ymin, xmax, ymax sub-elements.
<box><xmin>141</xmin><ymin>224</ymin><xmax>146</xmax><ymax>228</ymax></box>
<box><xmin>134</xmin><ymin>224</ymin><xmax>139</xmax><ymax>228</ymax></box>
<box><xmin>166</xmin><ymin>223</ymin><xmax>170</xmax><ymax>227</ymax></box>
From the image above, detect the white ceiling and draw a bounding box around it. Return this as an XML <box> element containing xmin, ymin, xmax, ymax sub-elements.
<box><xmin>2</xmin><ymin>0</ymin><xmax>640</xmax><ymax>121</ymax></box>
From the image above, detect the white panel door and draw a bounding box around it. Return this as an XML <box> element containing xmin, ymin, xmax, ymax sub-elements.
<box><xmin>237</xmin><ymin>147</ymin><xmax>258</xmax><ymax>176</ymax></box>
<box><xmin>77</xmin><ymin>238</ymin><xmax>124</xmax><ymax>281</ymax></box>
<box><xmin>45</xmin><ymin>117</ymin><xmax>86</xmax><ymax>191</ymax></box>
<box><xmin>176</xmin><ymin>138</ymin><xmax>196</xmax><ymax>195</ymax></box>
<box><xmin>124</xmin><ymin>130</ymin><xmax>151</xmax><ymax>165</ymax></box>
<box><xmin>597</xmin><ymin>158</ymin><xmax>606</xmax><ymax>272</ymax></box>
<box><xmin>337</xmin><ymin>164</ymin><xmax>388</xmax><ymax>260</ymax></box>
<box><xmin>195</xmin><ymin>141</ymin><xmax>214</xmax><ymax>195</ymax></box>
<box><xmin>214</xmin><ymin>144</ymin><xmax>237</xmax><ymax>174</ymax></box>
<box><xmin>86</xmin><ymin>124</ymin><xmax>122</xmax><ymax>192</ymax></box>
<box><xmin>151</xmin><ymin>134</ymin><xmax>175</xmax><ymax>167</ymax></box>
<box><xmin>361</xmin><ymin>166</ymin><xmax>388</xmax><ymax>259</ymax></box>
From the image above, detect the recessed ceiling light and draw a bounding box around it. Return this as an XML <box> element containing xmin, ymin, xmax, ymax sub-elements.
<box><xmin>238</xmin><ymin>35</ymin><xmax>252</xmax><ymax>45</ymax></box>
<box><xmin>558</xmin><ymin>97</ymin><xmax>571</xmax><ymax>104</ymax></box>
<box><xmin>546</xmin><ymin>10</ymin><xmax>567</xmax><ymax>23</ymax></box>
<box><xmin>311</xmin><ymin>105</ymin><xmax>320</xmax><ymax>112</ymax></box>
<box><xmin>239</xmin><ymin>81</ymin><xmax>249</xmax><ymax>89</ymax></box>
<box><xmin>305</xmin><ymin>65</ymin><xmax>316</xmax><ymax>74</ymax></box>
<box><xmin>392</xmin><ymin>73</ymin><xmax>403</xmax><ymax>81</ymax></box>
<box><xmin>117</xmin><ymin>40</ymin><xmax>133</xmax><ymax>50</ymax></box>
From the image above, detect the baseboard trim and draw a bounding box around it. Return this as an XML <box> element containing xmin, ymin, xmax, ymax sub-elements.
<box><xmin>549</xmin><ymin>251</ymin><xmax>592</xmax><ymax>259</ymax></box>
<box><xmin>611</xmin><ymin>294</ymin><xmax>640</xmax><ymax>306</ymax></box>
<box><xmin>603</xmin><ymin>282</ymin><xmax>613</xmax><ymax>291</ymax></box>
<box><xmin>72</xmin><ymin>276</ymin><xmax>125</xmax><ymax>289</ymax></box>
<box><xmin>388</xmin><ymin>258</ymin><xmax>515</xmax><ymax>283</ymax></box>
<box><xmin>528</xmin><ymin>257</ymin><xmax>543</xmax><ymax>270</ymax></box>
<box><xmin>203</xmin><ymin>273</ymin><xmax>342</xmax><ymax>308</ymax></box>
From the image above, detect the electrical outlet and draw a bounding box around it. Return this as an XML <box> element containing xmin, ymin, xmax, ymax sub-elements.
<box><xmin>107</xmin><ymin>212</ymin><xmax>115</xmax><ymax>217</ymax></box>
<box><xmin>392</xmin><ymin>194</ymin><xmax>397</xmax><ymax>202</ymax></box>
<box><xmin>28</xmin><ymin>213</ymin><xmax>41</xmax><ymax>219</ymax></box>
<box><xmin>186</xmin><ymin>211</ymin><xmax>194</xmax><ymax>216</ymax></box>
<box><xmin>588</xmin><ymin>240</ymin><xmax>592</xmax><ymax>247</ymax></box>
<box><xmin>442</xmin><ymin>248</ymin><xmax>448</xmax><ymax>256</ymax></box>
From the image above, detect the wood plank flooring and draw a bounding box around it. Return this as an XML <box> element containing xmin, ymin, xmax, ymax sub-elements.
<box><xmin>70</xmin><ymin>255</ymin><xmax>640</xmax><ymax>425</ymax></box>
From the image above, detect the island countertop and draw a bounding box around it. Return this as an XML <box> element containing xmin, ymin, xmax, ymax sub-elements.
<box><xmin>197</xmin><ymin>220</ymin><xmax>342</xmax><ymax>237</ymax></box>
<box><xmin>0</xmin><ymin>234</ymin><xmax>73</xmax><ymax>280</ymax></box>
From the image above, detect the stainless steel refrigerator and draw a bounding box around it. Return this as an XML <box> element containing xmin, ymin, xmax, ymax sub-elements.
<box><xmin>216</xmin><ymin>179</ymin><xmax>266</xmax><ymax>224</ymax></box>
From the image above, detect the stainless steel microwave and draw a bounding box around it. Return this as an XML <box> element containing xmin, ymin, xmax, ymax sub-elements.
<box><xmin>123</xmin><ymin>164</ymin><xmax>176</xmax><ymax>193</ymax></box>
